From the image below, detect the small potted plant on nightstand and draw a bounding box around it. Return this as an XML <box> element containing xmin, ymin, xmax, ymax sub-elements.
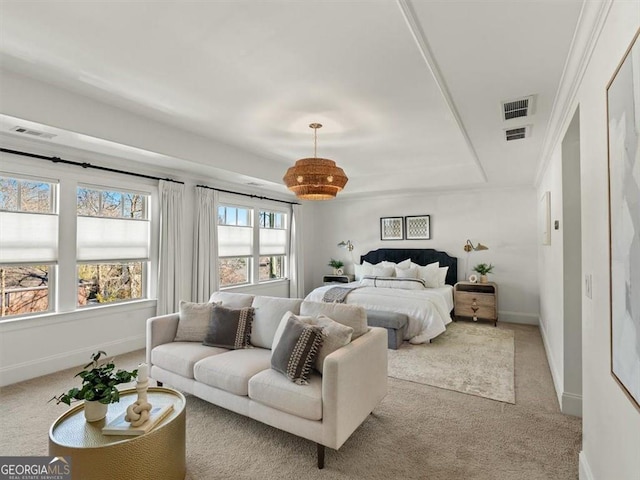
<box><xmin>473</xmin><ymin>263</ymin><xmax>494</xmax><ymax>284</ymax></box>
<box><xmin>328</xmin><ymin>258</ymin><xmax>345</xmax><ymax>275</ymax></box>
<box><xmin>50</xmin><ymin>351</ymin><xmax>138</xmax><ymax>422</ymax></box>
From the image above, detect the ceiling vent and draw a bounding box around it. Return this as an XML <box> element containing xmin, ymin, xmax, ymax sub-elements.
<box><xmin>505</xmin><ymin>125</ymin><xmax>531</xmax><ymax>141</ymax></box>
<box><xmin>10</xmin><ymin>126</ymin><xmax>57</xmax><ymax>139</ymax></box>
<box><xmin>501</xmin><ymin>95</ymin><xmax>535</xmax><ymax>121</ymax></box>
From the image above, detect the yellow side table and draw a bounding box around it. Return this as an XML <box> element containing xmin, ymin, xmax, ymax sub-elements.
<box><xmin>49</xmin><ymin>387</ymin><xmax>186</xmax><ymax>480</ymax></box>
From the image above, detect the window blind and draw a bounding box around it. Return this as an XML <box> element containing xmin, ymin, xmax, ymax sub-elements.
<box><xmin>77</xmin><ymin>216</ymin><xmax>149</xmax><ymax>261</ymax></box>
<box><xmin>218</xmin><ymin>225</ymin><xmax>252</xmax><ymax>257</ymax></box>
<box><xmin>0</xmin><ymin>211</ymin><xmax>58</xmax><ymax>263</ymax></box>
<box><xmin>259</xmin><ymin>228</ymin><xmax>287</xmax><ymax>255</ymax></box>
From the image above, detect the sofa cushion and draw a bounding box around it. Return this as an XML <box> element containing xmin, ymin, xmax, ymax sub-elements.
<box><xmin>250</xmin><ymin>296</ymin><xmax>303</xmax><ymax>349</ymax></box>
<box><xmin>248</xmin><ymin>368</ymin><xmax>323</xmax><ymax>421</ymax></box>
<box><xmin>272</xmin><ymin>312</ymin><xmax>353</xmax><ymax>374</ymax></box>
<box><xmin>209</xmin><ymin>291</ymin><xmax>254</xmax><ymax>308</ymax></box>
<box><xmin>300</xmin><ymin>301</ymin><xmax>368</xmax><ymax>339</ymax></box>
<box><xmin>174</xmin><ymin>300</ymin><xmax>215</xmax><ymax>342</ymax></box>
<box><xmin>203</xmin><ymin>305</ymin><xmax>254</xmax><ymax>350</ymax></box>
<box><xmin>151</xmin><ymin>342</ymin><xmax>227</xmax><ymax>378</ymax></box>
<box><xmin>193</xmin><ymin>349</ymin><xmax>271</xmax><ymax>396</ymax></box>
<box><xmin>271</xmin><ymin>315</ymin><xmax>323</xmax><ymax>385</ymax></box>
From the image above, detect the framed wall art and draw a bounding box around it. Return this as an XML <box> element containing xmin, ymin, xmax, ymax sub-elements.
<box><xmin>380</xmin><ymin>217</ymin><xmax>403</xmax><ymax>240</ymax></box>
<box><xmin>405</xmin><ymin>215</ymin><xmax>431</xmax><ymax>240</ymax></box>
<box><xmin>607</xmin><ymin>29</ymin><xmax>640</xmax><ymax>411</ymax></box>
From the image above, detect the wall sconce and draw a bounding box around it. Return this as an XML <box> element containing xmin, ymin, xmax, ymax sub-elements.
<box><xmin>463</xmin><ymin>239</ymin><xmax>489</xmax><ymax>252</ymax></box>
<box><xmin>337</xmin><ymin>240</ymin><xmax>354</xmax><ymax>252</ymax></box>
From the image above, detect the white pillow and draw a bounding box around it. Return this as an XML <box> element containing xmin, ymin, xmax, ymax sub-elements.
<box><xmin>395</xmin><ymin>258</ymin><xmax>412</xmax><ymax>269</ymax></box>
<box><xmin>354</xmin><ymin>262</ymin><xmax>373</xmax><ymax>281</ymax></box>
<box><xmin>299</xmin><ymin>301</ymin><xmax>368</xmax><ymax>339</ymax></box>
<box><xmin>361</xmin><ymin>276</ymin><xmax>426</xmax><ymax>290</ymax></box>
<box><xmin>379</xmin><ymin>261</ymin><xmax>396</xmax><ymax>268</ymax></box>
<box><xmin>395</xmin><ymin>266</ymin><xmax>419</xmax><ymax>279</ymax></box>
<box><xmin>372</xmin><ymin>265</ymin><xmax>395</xmax><ymax>277</ymax></box>
<box><xmin>417</xmin><ymin>262</ymin><xmax>440</xmax><ymax>288</ymax></box>
<box><xmin>174</xmin><ymin>300</ymin><xmax>215</xmax><ymax>342</ymax></box>
<box><xmin>438</xmin><ymin>266</ymin><xmax>449</xmax><ymax>287</ymax></box>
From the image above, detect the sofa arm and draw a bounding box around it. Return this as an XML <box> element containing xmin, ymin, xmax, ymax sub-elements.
<box><xmin>321</xmin><ymin>326</ymin><xmax>388</xmax><ymax>449</ymax></box>
<box><xmin>146</xmin><ymin>313</ymin><xmax>180</xmax><ymax>365</ymax></box>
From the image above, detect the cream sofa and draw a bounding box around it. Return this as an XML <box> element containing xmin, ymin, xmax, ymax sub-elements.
<box><xmin>146</xmin><ymin>292</ymin><xmax>388</xmax><ymax>468</ymax></box>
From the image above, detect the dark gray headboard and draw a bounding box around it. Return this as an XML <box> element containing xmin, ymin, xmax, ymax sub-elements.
<box><xmin>360</xmin><ymin>248</ymin><xmax>458</xmax><ymax>286</ymax></box>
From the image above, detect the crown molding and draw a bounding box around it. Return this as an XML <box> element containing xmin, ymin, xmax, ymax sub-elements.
<box><xmin>534</xmin><ymin>0</ymin><xmax>613</xmax><ymax>186</ymax></box>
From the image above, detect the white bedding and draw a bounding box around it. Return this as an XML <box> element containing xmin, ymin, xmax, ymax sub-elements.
<box><xmin>304</xmin><ymin>283</ymin><xmax>453</xmax><ymax>344</ymax></box>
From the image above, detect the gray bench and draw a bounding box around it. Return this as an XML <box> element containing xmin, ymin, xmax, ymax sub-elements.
<box><xmin>366</xmin><ymin>310</ymin><xmax>408</xmax><ymax>349</ymax></box>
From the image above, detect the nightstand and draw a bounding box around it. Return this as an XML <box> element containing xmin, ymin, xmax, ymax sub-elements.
<box><xmin>323</xmin><ymin>274</ymin><xmax>355</xmax><ymax>285</ymax></box>
<box><xmin>453</xmin><ymin>281</ymin><xmax>498</xmax><ymax>326</ymax></box>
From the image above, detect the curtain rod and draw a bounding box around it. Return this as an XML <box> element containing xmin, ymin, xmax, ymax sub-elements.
<box><xmin>196</xmin><ymin>184</ymin><xmax>300</xmax><ymax>206</ymax></box>
<box><xmin>0</xmin><ymin>147</ymin><xmax>184</xmax><ymax>184</ymax></box>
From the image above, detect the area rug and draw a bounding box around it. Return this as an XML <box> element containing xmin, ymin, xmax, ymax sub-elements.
<box><xmin>388</xmin><ymin>321</ymin><xmax>515</xmax><ymax>403</ymax></box>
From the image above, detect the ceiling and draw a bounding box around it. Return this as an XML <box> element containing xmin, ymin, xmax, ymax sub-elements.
<box><xmin>0</xmin><ymin>0</ymin><xmax>584</xmax><ymax>198</ymax></box>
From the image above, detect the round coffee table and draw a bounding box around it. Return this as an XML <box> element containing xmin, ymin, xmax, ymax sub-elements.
<box><xmin>49</xmin><ymin>387</ymin><xmax>186</xmax><ymax>480</ymax></box>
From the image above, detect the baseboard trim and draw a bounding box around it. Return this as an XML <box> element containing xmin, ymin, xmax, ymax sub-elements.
<box><xmin>579</xmin><ymin>451</ymin><xmax>594</xmax><ymax>480</ymax></box>
<box><xmin>539</xmin><ymin>319</ymin><xmax>563</xmax><ymax>409</ymax></box>
<box><xmin>498</xmin><ymin>311</ymin><xmax>539</xmax><ymax>325</ymax></box>
<box><xmin>0</xmin><ymin>335</ymin><xmax>145</xmax><ymax>387</ymax></box>
<box><xmin>562</xmin><ymin>391</ymin><xmax>583</xmax><ymax>417</ymax></box>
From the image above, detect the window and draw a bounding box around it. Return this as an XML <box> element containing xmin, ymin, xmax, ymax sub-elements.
<box><xmin>0</xmin><ymin>176</ymin><xmax>57</xmax><ymax>317</ymax></box>
<box><xmin>76</xmin><ymin>186</ymin><xmax>149</xmax><ymax>306</ymax></box>
<box><xmin>218</xmin><ymin>206</ymin><xmax>253</xmax><ymax>287</ymax></box>
<box><xmin>217</xmin><ymin>204</ymin><xmax>289</xmax><ymax>288</ymax></box>
<box><xmin>259</xmin><ymin>211</ymin><xmax>287</xmax><ymax>281</ymax></box>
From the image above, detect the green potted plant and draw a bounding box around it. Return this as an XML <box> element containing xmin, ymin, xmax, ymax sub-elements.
<box><xmin>473</xmin><ymin>263</ymin><xmax>495</xmax><ymax>284</ymax></box>
<box><xmin>50</xmin><ymin>351</ymin><xmax>138</xmax><ymax>422</ymax></box>
<box><xmin>328</xmin><ymin>258</ymin><xmax>345</xmax><ymax>275</ymax></box>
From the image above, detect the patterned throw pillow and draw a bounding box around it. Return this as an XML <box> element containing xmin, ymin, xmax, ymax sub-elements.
<box><xmin>202</xmin><ymin>304</ymin><xmax>254</xmax><ymax>349</ymax></box>
<box><xmin>271</xmin><ymin>315</ymin><xmax>324</xmax><ymax>385</ymax></box>
<box><xmin>174</xmin><ymin>301</ymin><xmax>215</xmax><ymax>342</ymax></box>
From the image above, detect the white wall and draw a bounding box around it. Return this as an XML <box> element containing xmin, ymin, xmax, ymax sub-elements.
<box><xmin>574</xmin><ymin>2</ymin><xmax>640</xmax><ymax>478</ymax></box>
<box><xmin>537</xmin><ymin>1</ymin><xmax>640</xmax><ymax>477</ymax></box>
<box><xmin>537</xmin><ymin>144</ymin><xmax>565</xmax><ymax>403</ymax></box>
<box><xmin>303</xmin><ymin>187</ymin><xmax>540</xmax><ymax>324</ymax></box>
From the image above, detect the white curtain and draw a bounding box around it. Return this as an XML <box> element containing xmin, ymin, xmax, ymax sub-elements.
<box><xmin>157</xmin><ymin>181</ymin><xmax>184</xmax><ymax>315</ymax></box>
<box><xmin>289</xmin><ymin>204</ymin><xmax>305</xmax><ymax>298</ymax></box>
<box><xmin>192</xmin><ymin>187</ymin><xmax>219</xmax><ymax>303</ymax></box>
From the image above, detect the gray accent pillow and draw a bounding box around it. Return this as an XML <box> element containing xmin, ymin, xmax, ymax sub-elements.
<box><xmin>203</xmin><ymin>304</ymin><xmax>254</xmax><ymax>349</ymax></box>
<box><xmin>174</xmin><ymin>300</ymin><xmax>215</xmax><ymax>342</ymax></box>
<box><xmin>271</xmin><ymin>315</ymin><xmax>324</xmax><ymax>385</ymax></box>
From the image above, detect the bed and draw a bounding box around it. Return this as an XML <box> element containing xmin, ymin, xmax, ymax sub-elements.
<box><xmin>305</xmin><ymin>248</ymin><xmax>457</xmax><ymax>344</ymax></box>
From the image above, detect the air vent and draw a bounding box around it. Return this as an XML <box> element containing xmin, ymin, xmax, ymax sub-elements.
<box><xmin>505</xmin><ymin>126</ymin><xmax>531</xmax><ymax>141</ymax></box>
<box><xmin>501</xmin><ymin>95</ymin><xmax>534</xmax><ymax>121</ymax></box>
<box><xmin>246</xmin><ymin>182</ymin><xmax>262</xmax><ymax>187</ymax></box>
<box><xmin>10</xmin><ymin>126</ymin><xmax>57</xmax><ymax>139</ymax></box>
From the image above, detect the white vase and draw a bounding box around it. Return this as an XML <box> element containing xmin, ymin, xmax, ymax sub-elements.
<box><xmin>84</xmin><ymin>400</ymin><xmax>108</xmax><ymax>422</ymax></box>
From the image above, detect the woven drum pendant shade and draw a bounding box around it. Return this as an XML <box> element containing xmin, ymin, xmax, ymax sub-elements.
<box><xmin>283</xmin><ymin>123</ymin><xmax>348</xmax><ymax>200</ymax></box>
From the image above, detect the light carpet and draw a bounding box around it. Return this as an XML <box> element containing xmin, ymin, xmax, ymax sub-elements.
<box><xmin>389</xmin><ymin>321</ymin><xmax>515</xmax><ymax>403</ymax></box>
<box><xmin>0</xmin><ymin>324</ymin><xmax>580</xmax><ymax>479</ymax></box>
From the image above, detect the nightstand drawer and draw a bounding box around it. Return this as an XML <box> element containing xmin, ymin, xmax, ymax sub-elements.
<box><xmin>455</xmin><ymin>303</ymin><xmax>496</xmax><ymax>319</ymax></box>
<box><xmin>455</xmin><ymin>292</ymin><xmax>496</xmax><ymax>309</ymax></box>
